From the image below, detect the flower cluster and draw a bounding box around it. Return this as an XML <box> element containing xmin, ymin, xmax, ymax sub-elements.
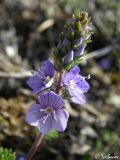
<box><xmin>26</xmin><ymin>12</ymin><xmax>93</xmax><ymax>135</ymax></box>
<box><xmin>53</xmin><ymin>11</ymin><xmax>93</xmax><ymax>70</ymax></box>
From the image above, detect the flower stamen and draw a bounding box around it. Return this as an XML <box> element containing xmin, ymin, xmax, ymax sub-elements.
<box><xmin>45</xmin><ymin>107</ymin><xmax>53</xmax><ymax>114</ymax></box>
<box><xmin>44</xmin><ymin>76</ymin><xmax>51</xmax><ymax>84</ymax></box>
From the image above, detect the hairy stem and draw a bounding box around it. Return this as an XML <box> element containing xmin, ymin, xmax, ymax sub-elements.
<box><xmin>56</xmin><ymin>70</ymin><xmax>64</xmax><ymax>94</ymax></box>
<box><xmin>26</xmin><ymin>134</ymin><xmax>44</xmax><ymax>160</ymax></box>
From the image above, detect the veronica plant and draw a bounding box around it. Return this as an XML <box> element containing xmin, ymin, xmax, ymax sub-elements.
<box><xmin>26</xmin><ymin>11</ymin><xmax>93</xmax><ymax>160</ymax></box>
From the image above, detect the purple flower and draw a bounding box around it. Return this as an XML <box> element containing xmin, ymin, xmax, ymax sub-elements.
<box><xmin>26</xmin><ymin>91</ymin><xmax>69</xmax><ymax>134</ymax></box>
<box><xmin>27</xmin><ymin>60</ymin><xmax>54</xmax><ymax>94</ymax></box>
<box><xmin>63</xmin><ymin>66</ymin><xmax>90</xmax><ymax>104</ymax></box>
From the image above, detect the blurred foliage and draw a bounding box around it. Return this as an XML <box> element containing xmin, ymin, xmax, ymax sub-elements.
<box><xmin>113</xmin><ymin>48</ymin><xmax>120</xmax><ymax>70</ymax></box>
<box><xmin>97</xmin><ymin>0</ymin><xmax>119</xmax><ymax>9</ymax></box>
<box><xmin>0</xmin><ymin>147</ymin><xmax>16</xmax><ymax>160</ymax></box>
<box><xmin>87</xmin><ymin>0</ymin><xmax>120</xmax><ymax>41</ymax></box>
<box><xmin>63</xmin><ymin>0</ymin><xmax>86</xmax><ymax>13</ymax></box>
<box><xmin>94</xmin><ymin>129</ymin><xmax>118</xmax><ymax>158</ymax></box>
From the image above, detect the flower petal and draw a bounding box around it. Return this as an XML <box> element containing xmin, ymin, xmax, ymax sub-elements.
<box><xmin>68</xmin><ymin>86</ymin><xmax>87</xmax><ymax>104</ymax></box>
<box><xmin>40</xmin><ymin>60</ymin><xmax>54</xmax><ymax>78</ymax></box>
<box><xmin>71</xmin><ymin>93</ymin><xmax>86</xmax><ymax>104</ymax></box>
<box><xmin>53</xmin><ymin>109</ymin><xmax>69</xmax><ymax>131</ymax></box>
<box><xmin>27</xmin><ymin>74</ymin><xmax>45</xmax><ymax>94</ymax></box>
<box><xmin>38</xmin><ymin>91</ymin><xmax>64</xmax><ymax>109</ymax></box>
<box><xmin>76</xmin><ymin>78</ymin><xmax>90</xmax><ymax>92</ymax></box>
<box><xmin>38</xmin><ymin>116</ymin><xmax>54</xmax><ymax>134</ymax></box>
<box><xmin>70</xmin><ymin>66</ymin><xmax>80</xmax><ymax>75</ymax></box>
<box><xmin>26</xmin><ymin>103</ymin><xmax>44</xmax><ymax>126</ymax></box>
<box><xmin>63</xmin><ymin>72</ymin><xmax>74</xmax><ymax>86</ymax></box>
<box><xmin>38</xmin><ymin>93</ymin><xmax>48</xmax><ymax>108</ymax></box>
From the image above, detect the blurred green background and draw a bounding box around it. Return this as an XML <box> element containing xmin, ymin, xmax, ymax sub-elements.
<box><xmin>0</xmin><ymin>0</ymin><xmax>120</xmax><ymax>159</ymax></box>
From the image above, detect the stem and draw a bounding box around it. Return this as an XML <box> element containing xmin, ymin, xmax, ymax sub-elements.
<box><xmin>56</xmin><ymin>70</ymin><xmax>64</xmax><ymax>94</ymax></box>
<box><xmin>26</xmin><ymin>70</ymin><xmax>64</xmax><ymax>159</ymax></box>
<box><xmin>26</xmin><ymin>134</ymin><xmax>44</xmax><ymax>160</ymax></box>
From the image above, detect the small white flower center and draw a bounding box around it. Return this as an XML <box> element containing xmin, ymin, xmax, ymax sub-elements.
<box><xmin>40</xmin><ymin>107</ymin><xmax>53</xmax><ymax>123</ymax></box>
<box><xmin>44</xmin><ymin>107</ymin><xmax>53</xmax><ymax>114</ymax></box>
<box><xmin>44</xmin><ymin>76</ymin><xmax>51</xmax><ymax>84</ymax></box>
<box><xmin>69</xmin><ymin>80</ymin><xmax>75</xmax><ymax>89</ymax></box>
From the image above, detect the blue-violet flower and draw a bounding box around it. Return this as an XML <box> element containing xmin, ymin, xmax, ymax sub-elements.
<box><xmin>27</xmin><ymin>60</ymin><xmax>54</xmax><ymax>94</ymax></box>
<box><xmin>26</xmin><ymin>91</ymin><xmax>69</xmax><ymax>134</ymax></box>
<box><xmin>63</xmin><ymin>66</ymin><xmax>90</xmax><ymax>104</ymax></box>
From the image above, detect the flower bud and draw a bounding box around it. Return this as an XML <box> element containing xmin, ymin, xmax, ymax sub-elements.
<box><xmin>74</xmin><ymin>45</ymin><xmax>85</xmax><ymax>58</ymax></box>
<box><xmin>53</xmin><ymin>11</ymin><xmax>93</xmax><ymax>70</ymax></box>
<box><xmin>63</xmin><ymin>38</ymin><xmax>70</xmax><ymax>46</ymax></box>
<box><xmin>64</xmin><ymin>50</ymin><xmax>74</xmax><ymax>64</ymax></box>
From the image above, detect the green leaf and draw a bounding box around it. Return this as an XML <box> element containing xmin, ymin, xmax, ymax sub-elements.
<box><xmin>0</xmin><ymin>147</ymin><xmax>16</xmax><ymax>160</ymax></box>
<box><xmin>62</xmin><ymin>88</ymin><xmax>71</xmax><ymax>100</ymax></box>
<box><xmin>45</xmin><ymin>129</ymin><xmax>59</xmax><ymax>141</ymax></box>
<box><xmin>63</xmin><ymin>55</ymin><xmax>83</xmax><ymax>71</ymax></box>
<box><xmin>74</xmin><ymin>56</ymin><xmax>83</xmax><ymax>65</ymax></box>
